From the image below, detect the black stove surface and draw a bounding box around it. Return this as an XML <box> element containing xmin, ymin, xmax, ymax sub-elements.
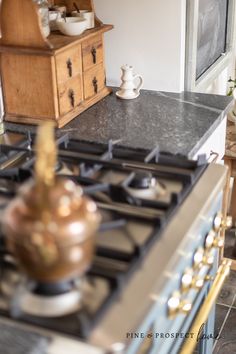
<box><xmin>0</xmin><ymin>130</ymin><xmax>208</xmax><ymax>339</ymax></box>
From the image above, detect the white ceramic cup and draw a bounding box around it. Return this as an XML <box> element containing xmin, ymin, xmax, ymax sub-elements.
<box><xmin>72</xmin><ymin>10</ymin><xmax>95</xmax><ymax>29</ymax></box>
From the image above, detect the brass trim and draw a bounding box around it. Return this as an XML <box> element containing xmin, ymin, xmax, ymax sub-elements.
<box><xmin>0</xmin><ymin>152</ymin><xmax>28</xmax><ymax>170</ymax></box>
<box><xmin>179</xmin><ymin>259</ymin><xmax>232</xmax><ymax>354</ymax></box>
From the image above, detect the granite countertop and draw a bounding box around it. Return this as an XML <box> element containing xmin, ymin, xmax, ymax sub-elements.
<box><xmin>5</xmin><ymin>88</ymin><xmax>233</xmax><ymax>158</ymax></box>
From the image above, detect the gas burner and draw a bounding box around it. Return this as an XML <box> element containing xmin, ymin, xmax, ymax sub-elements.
<box><xmin>129</xmin><ymin>172</ymin><xmax>154</xmax><ymax>189</ymax></box>
<box><xmin>14</xmin><ymin>280</ymin><xmax>82</xmax><ymax>318</ymax></box>
<box><xmin>56</xmin><ymin>161</ymin><xmax>80</xmax><ymax>176</ymax></box>
<box><xmin>126</xmin><ymin>172</ymin><xmax>167</xmax><ymax>200</ymax></box>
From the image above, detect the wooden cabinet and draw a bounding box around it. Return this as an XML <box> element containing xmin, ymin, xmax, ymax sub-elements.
<box><xmin>0</xmin><ymin>0</ymin><xmax>113</xmax><ymax>128</ymax></box>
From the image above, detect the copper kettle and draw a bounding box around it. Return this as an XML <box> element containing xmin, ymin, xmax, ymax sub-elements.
<box><xmin>3</xmin><ymin>123</ymin><xmax>101</xmax><ymax>283</ymax></box>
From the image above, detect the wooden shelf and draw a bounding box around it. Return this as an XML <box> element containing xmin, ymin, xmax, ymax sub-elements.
<box><xmin>0</xmin><ymin>24</ymin><xmax>113</xmax><ymax>55</ymax></box>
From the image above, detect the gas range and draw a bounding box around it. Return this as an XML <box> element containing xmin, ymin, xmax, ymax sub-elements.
<box><xmin>0</xmin><ymin>130</ymin><xmax>230</xmax><ymax>354</ymax></box>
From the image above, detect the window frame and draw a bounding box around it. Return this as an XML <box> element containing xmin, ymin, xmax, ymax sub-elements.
<box><xmin>185</xmin><ymin>0</ymin><xmax>236</xmax><ymax>91</ymax></box>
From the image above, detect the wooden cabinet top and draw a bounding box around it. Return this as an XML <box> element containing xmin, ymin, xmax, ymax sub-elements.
<box><xmin>0</xmin><ymin>0</ymin><xmax>113</xmax><ymax>54</ymax></box>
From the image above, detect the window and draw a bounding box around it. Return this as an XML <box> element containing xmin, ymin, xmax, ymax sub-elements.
<box><xmin>185</xmin><ymin>0</ymin><xmax>235</xmax><ymax>91</ymax></box>
<box><xmin>197</xmin><ymin>0</ymin><xmax>229</xmax><ymax>79</ymax></box>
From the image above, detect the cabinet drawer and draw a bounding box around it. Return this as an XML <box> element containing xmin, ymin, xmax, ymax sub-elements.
<box><xmin>58</xmin><ymin>75</ymin><xmax>83</xmax><ymax>115</ymax></box>
<box><xmin>82</xmin><ymin>35</ymin><xmax>103</xmax><ymax>71</ymax></box>
<box><xmin>83</xmin><ymin>63</ymin><xmax>105</xmax><ymax>100</ymax></box>
<box><xmin>56</xmin><ymin>46</ymin><xmax>82</xmax><ymax>84</ymax></box>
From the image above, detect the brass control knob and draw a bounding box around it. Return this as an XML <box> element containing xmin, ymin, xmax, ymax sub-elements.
<box><xmin>205</xmin><ymin>230</ymin><xmax>224</xmax><ymax>249</ymax></box>
<box><xmin>193</xmin><ymin>247</ymin><xmax>204</xmax><ymax>268</ymax></box>
<box><xmin>213</xmin><ymin>237</ymin><xmax>225</xmax><ymax>249</ymax></box>
<box><xmin>222</xmin><ymin>216</ymin><xmax>233</xmax><ymax>230</ymax></box>
<box><xmin>202</xmin><ymin>251</ymin><xmax>214</xmax><ymax>266</ymax></box>
<box><xmin>213</xmin><ymin>212</ymin><xmax>223</xmax><ymax>232</ymax></box>
<box><xmin>181</xmin><ymin>269</ymin><xmax>193</xmax><ymax>290</ymax></box>
<box><xmin>167</xmin><ymin>291</ymin><xmax>192</xmax><ymax>317</ymax></box>
<box><xmin>193</xmin><ymin>248</ymin><xmax>214</xmax><ymax>269</ymax></box>
<box><xmin>192</xmin><ymin>277</ymin><xmax>205</xmax><ymax>289</ymax></box>
<box><xmin>213</xmin><ymin>213</ymin><xmax>232</xmax><ymax>232</ymax></box>
<box><xmin>205</xmin><ymin>230</ymin><xmax>216</xmax><ymax>249</ymax></box>
<box><xmin>181</xmin><ymin>269</ymin><xmax>205</xmax><ymax>291</ymax></box>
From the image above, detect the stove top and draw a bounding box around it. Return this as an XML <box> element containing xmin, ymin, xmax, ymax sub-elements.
<box><xmin>0</xmin><ymin>130</ymin><xmax>210</xmax><ymax>342</ymax></box>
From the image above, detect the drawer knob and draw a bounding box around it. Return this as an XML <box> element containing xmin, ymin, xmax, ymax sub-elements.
<box><xmin>91</xmin><ymin>47</ymin><xmax>97</xmax><ymax>64</ymax></box>
<box><xmin>67</xmin><ymin>59</ymin><xmax>73</xmax><ymax>77</ymax></box>
<box><xmin>92</xmin><ymin>77</ymin><xmax>98</xmax><ymax>94</ymax></box>
<box><xmin>68</xmin><ymin>89</ymin><xmax>75</xmax><ymax>107</ymax></box>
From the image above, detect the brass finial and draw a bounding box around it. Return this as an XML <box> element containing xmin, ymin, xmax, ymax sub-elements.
<box><xmin>35</xmin><ymin>121</ymin><xmax>57</xmax><ymax>188</ymax></box>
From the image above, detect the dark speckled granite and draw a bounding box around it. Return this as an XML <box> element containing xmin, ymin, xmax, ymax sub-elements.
<box><xmin>5</xmin><ymin>88</ymin><xmax>233</xmax><ymax>158</ymax></box>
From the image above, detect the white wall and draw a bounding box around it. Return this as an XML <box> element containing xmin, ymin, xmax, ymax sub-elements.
<box><xmin>94</xmin><ymin>0</ymin><xmax>186</xmax><ymax>92</ymax></box>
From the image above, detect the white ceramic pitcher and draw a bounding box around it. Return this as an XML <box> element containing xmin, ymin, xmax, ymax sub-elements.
<box><xmin>116</xmin><ymin>65</ymin><xmax>143</xmax><ymax>100</ymax></box>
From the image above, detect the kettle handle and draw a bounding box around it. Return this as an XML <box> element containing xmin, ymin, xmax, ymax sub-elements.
<box><xmin>134</xmin><ymin>75</ymin><xmax>143</xmax><ymax>93</ymax></box>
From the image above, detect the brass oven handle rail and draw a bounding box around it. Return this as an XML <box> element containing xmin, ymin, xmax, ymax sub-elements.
<box><xmin>179</xmin><ymin>259</ymin><xmax>232</xmax><ymax>354</ymax></box>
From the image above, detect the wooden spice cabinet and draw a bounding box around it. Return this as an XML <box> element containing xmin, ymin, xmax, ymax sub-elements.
<box><xmin>0</xmin><ymin>0</ymin><xmax>113</xmax><ymax>128</ymax></box>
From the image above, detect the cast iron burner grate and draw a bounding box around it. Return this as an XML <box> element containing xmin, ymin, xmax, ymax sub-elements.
<box><xmin>0</xmin><ymin>130</ymin><xmax>207</xmax><ymax>339</ymax></box>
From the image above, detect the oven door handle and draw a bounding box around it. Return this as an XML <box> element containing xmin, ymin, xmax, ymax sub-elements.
<box><xmin>180</xmin><ymin>259</ymin><xmax>232</xmax><ymax>354</ymax></box>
